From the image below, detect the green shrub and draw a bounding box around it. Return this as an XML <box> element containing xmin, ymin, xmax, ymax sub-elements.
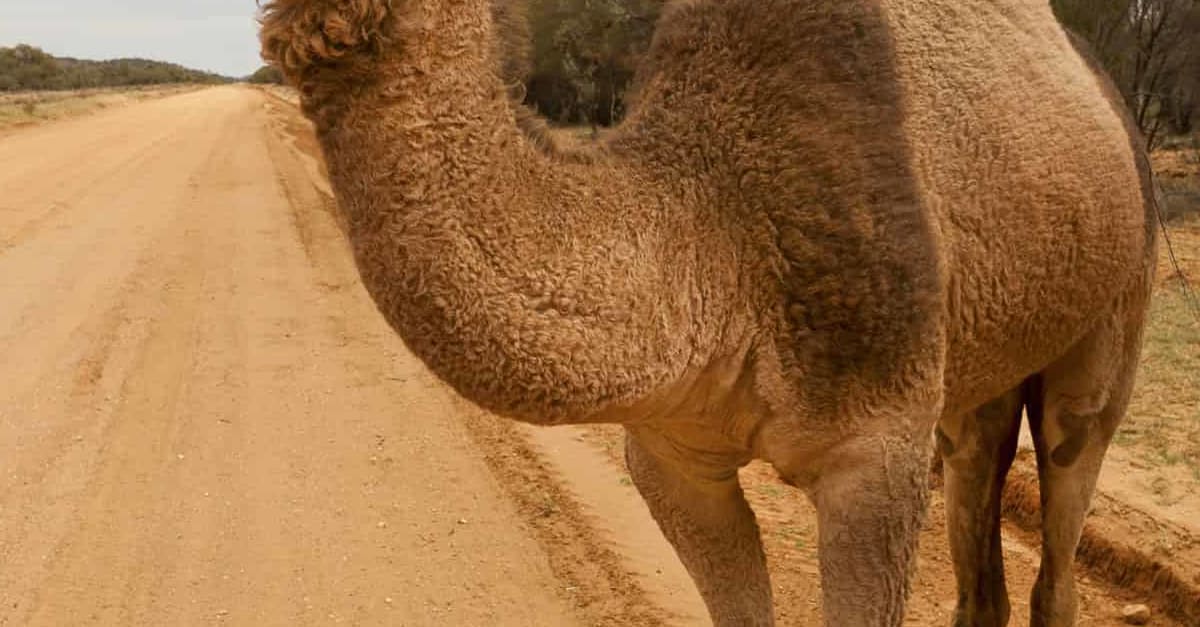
<box><xmin>247</xmin><ymin>66</ymin><xmax>285</xmax><ymax>85</ymax></box>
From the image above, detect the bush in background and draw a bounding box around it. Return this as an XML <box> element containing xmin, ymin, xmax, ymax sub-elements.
<box><xmin>246</xmin><ymin>65</ymin><xmax>285</xmax><ymax>85</ymax></box>
<box><xmin>523</xmin><ymin>0</ymin><xmax>659</xmax><ymax>127</ymax></box>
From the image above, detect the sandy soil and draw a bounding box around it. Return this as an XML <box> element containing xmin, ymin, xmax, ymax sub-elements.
<box><xmin>0</xmin><ymin>87</ymin><xmax>578</xmax><ymax>626</ymax></box>
<box><xmin>0</xmin><ymin>86</ymin><xmax>1194</xmax><ymax>626</ymax></box>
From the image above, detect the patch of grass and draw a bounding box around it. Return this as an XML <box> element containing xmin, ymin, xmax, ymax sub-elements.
<box><xmin>1162</xmin><ymin>176</ymin><xmax>1200</xmax><ymax>222</ymax></box>
<box><xmin>1115</xmin><ymin>140</ymin><xmax>1200</xmax><ymax>487</ymax></box>
<box><xmin>1122</xmin><ymin>226</ymin><xmax>1200</xmax><ymax>478</ymax></box>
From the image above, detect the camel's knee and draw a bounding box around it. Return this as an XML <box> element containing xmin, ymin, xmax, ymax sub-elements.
<box><xmin>1030</xmin><ymin>291</ymin><xmax>1146</xmax><ymax>472</ymax></box>
<box><xmin>810</xmin><ymin>434</ymin><xmax>932</xmax><ymax>513</ymax></box>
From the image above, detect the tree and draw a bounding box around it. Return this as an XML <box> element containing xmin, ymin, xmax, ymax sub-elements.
<box><xmin>247</xmin><ymin>65</ymin><xmax>285</xmax><ymax>85</ymax></box>
<box><xmin>524</xmin><ymin>0</ymin><xmax>660</xmax><ymax>126</ymax></box>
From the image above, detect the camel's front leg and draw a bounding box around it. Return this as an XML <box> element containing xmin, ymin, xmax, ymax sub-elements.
<box><xmin>810</xmin><ymin>434</ymin><xmax>933</xmax><ymax>627</ymax></box>
<box><xmin>625</xmin><ymin>427</ymin><xmax>773</xmax><ymax>627</ymax></box>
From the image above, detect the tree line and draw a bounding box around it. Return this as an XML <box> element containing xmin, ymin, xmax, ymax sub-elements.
<box><xmin>0</xmin><ymin>44</ymin><xmax>230</xmax><ymax>92</ymax></box>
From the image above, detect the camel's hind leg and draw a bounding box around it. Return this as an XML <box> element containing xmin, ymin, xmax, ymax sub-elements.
<box><xmin>1026</xmin><ymin>280</ymin><xmax>1150</xmax><ymax>627</ymax></box>
<box><xmin>939</xmin><ymin>389</ymin><xmax>1024</xmax><ymax>627</ymax></box>
<box><xmin>625</xmin><ymin>426</ymin><xmax>773</xmax><ymax>627</ymax></box>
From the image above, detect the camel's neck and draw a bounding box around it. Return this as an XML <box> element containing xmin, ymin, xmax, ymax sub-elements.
<box><xmin>319</xmin><ymin>1</ymin><xmax>517</xmax><ymax>214</ymax></box>
<box><xmin>313</xmin><ymin>1</ymin><xmax>727</xmax><ymax>425</ymax></box>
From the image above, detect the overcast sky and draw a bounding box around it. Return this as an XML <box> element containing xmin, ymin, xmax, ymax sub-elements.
<box><xmin>0</xmin><ymin>1</ymin><xmax>264</xmax><ymax>77</ymax></box>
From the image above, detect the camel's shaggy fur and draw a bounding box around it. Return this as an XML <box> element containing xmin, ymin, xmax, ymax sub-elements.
<box><xmin>260</xmin><ymin>1</ymin><xmax>1157</xmax><ymax>625</ymax></box>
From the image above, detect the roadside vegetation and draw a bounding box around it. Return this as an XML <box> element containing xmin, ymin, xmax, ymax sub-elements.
<box><xmin>1123</xmin><ymin>142</ymin><xmax>1200</xmax><ymax>489</ymax></box>
<box><xmin>521</xmin><ymin>0</ymin><xmax>659</xmax><ymax>126</ymax></box>
<box><xmin>0</xmin><ymin>43</ymin><xmax>231</xmax><ymax>132</ymax></box>
<box><xmin>0</xmin><ymin>44</ymin><xmax>229</xmax><ymax>92</ymax></box>
<box><xmin>0</xmin><ymin>85</ymin><xmax>203</xmax><ymax>132</ymax></box>
<box><xmin>246</xmin><ymin>65</ymin><xmax>285</xmax><ymax>85</ymax></box>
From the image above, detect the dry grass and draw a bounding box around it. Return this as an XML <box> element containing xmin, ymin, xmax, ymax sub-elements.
<box><xmin>256</xmin><ymin>84</ymin><xmax>299</xmax><ymax>106</ymax></box>
<box><xmin>1113</xmin><ymin>138</ymin><xmax>1200</xmax><ymax>481</ymax></box>
<box><xmin>1120</xmin><ymin>212</ymin><xmax>1200</xmax><ymax>479</ymax></box>
<box><xmin>1118</xmin><ymin>136</ymin><xmax>1200</xmax><ymax>480</ymax></box>
<box><xmin>0</xmin><ymin>84</ymin><xmax>202</xmax><ymax>132</ymax></box>
<box><xmin>1155</xmin><ymin>142</ymin><xmax>1200</xmax><ymax>222</ymax></box>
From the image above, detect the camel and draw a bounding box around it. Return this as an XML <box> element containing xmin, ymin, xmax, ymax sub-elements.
<box><xmin>259</xmin><ymin>1</ymin><xmax>1158</xmax><ymax>625</ymax></box>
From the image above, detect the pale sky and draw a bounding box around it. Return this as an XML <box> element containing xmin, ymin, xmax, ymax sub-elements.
<box><xmin>0</xmin><ymin>1</ymin><xmax>265</xmax><ymax>77</ymax></box>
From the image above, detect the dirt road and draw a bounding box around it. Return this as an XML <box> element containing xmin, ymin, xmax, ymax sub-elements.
<box><xmin>0</xmin><ymin>87</ymin><xmax>1191</xmax><ymax>626</ymax></box>
<box><xmin>0</xmin><ymin>86</ymin><xmax>597</xmax><ymax>626</ymax></box>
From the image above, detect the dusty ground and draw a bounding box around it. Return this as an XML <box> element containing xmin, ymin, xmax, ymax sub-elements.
<box><xmin>0</xmin><ymin>87</ymin><xmax>579</xmax><ymax>626</ymax></box>
<box><xmin>0</xmin><ymin>86</ymin><xmax>1195</xmax><ymax>626</ymax></box>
